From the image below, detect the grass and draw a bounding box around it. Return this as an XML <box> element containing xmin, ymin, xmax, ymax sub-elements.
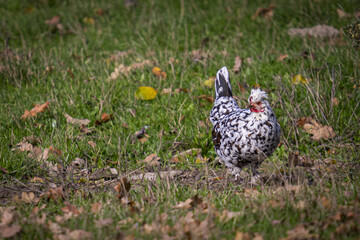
<box><xmin>1</xmin><ymin>0</ymin><xmax>360</xmax><ymax>239</ymax></box>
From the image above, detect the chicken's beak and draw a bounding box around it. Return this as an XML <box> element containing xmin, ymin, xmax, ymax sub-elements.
<box><xmin>246</xmin><ymin>102</ymin><xmax>253</xmax><ymax>108</ymax></box>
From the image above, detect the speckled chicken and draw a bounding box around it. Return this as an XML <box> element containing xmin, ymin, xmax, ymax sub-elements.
<box><xmin>210</xmin><ymin>66</ymin><xmax>281</xmax><ymax>179</ymax></box>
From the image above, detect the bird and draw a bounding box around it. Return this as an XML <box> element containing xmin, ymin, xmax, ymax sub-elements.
<box><xmin>210</xmin><ymin>66</ymin><xmax>281</xmax><ymax>181</ymax></box>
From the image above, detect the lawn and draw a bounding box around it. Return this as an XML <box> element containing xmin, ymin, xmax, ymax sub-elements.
<box><xmin>0</xmin><ymin>0</ymin><xmax>360</xmax><ymax>239</ymax></box>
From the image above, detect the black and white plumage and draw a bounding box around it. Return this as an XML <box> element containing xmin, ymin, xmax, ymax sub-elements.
<box><xmin>210</xmin><ymin>66</ymin><xmax>281</xmax><ymax>179</ymax></box>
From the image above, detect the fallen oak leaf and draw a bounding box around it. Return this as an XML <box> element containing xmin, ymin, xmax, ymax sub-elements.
<box><xmin>21</xmin><ymin>101</ymin><xmax>50</xmax><ymax>119</ymax></box>
<box><xmin>298</xmin><ymin>117</ymin><xmax>336</xmax><ymax>141</ymax></box>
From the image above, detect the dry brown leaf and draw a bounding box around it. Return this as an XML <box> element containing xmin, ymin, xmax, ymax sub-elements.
<box><xmin>1</xmin><ymin>208</ymin><xmax>15</xmax><ymax>225</ymax></box>
<box><xmin>331</xmin><ymin>97</ymin><xmax>339</xmax><ymax>106</ymax></box>
<box><xmin>12</xmin><ymin>141</ymin><xmax>33</xmax><ymax>152</ymax></box>
<box><xmin>88</xmin><ymin>141</ymin><xmax>96</xmax><ymax>150</ymax></box>
<box><xmin>95</xmin><ymin>113</ymin><xmax>113</xmax><ymax>125</ymax></box>
<box><xmin>64</xmin><ymin>113</ymin><xmax>90</xmax><ymax>126</ymax></box>
<box><xmin>143</xmin><ymin>153</ymin><xmax>160</xmax><ymax>166</ymax></box>
<box><xmin>49</xmin><ymin>145</ymin><xmax>63</xmax><ymax>156</ymax></box>
<box><xmin>298</xmin><ymin>117</ymin><xmax>336</xmax><ymax>141</ymax></box>
<box><xmin>14</xmin><ymin>192</ymin><xmax>39</xmax><ymax>204</ymax></box>
<box><xmin>170</xmin><ymin>148</ymin><xmax>202</xmax><ymax>163</ymax></box>
<box><xmin>198</xmin><ymin>120</ymin><xmax>206</xmax><ymax>128</ymax></box>
<box><xmin>80</xmin><ymin>124</ymin><xmax>91</xmax><ymax>134</ymax></box>
<box><xmin>272</xmin><ymin>220</ymin><xmax>281</xmax><ymax>225</ymax></box>
<box><xmin>64</xmin><ymin>229</ymin><xmax>93</xmax><ymax>240</ymax></box>
<box><xmin>252</xmin><ymin>4</ymin><xmax>275</xmax><ymax>20</ymax></box>
<box><xmin>152</xmin><ymin>67</ymin><xmax>167</xmax><ymax>79</ymax></box>
<box><xmin>110</xmin><ymin>60</ymin><xmax>152</xmax><ymax>79</ymax></box>
<box><xmin>320</xmin><ymin>196</ymin><xmax>331</xmax><ymax>209</ymax></box>
<box><xmin>246</xmin><ymin>57</ymin><xmax>254</xmax><ymax>65</ymax></box>
<box><xmin>130</xmin><ymin>126</ymin><xmax>149</xmax><ymax>143</ymax></box>
<box><xmin>191</xmin><ymin>49</ymin><xmax>209</xmax><ymax>61</ymax></box>
<box><xmin>173</xmin><ymin>198</ymin><xmax>193</xmax><ymax>210</ymax></box>
<box><xmin>61</xmin><ymin>202</ymin><xmax>83</xmax><ymax>216</ymax></box>
<box><xmin>336</xmin><ymin>8</ymin><xmax>351</xmax><ymax>18</ymax></box>
<box><xmin>234</xmin><ymin>232</ymin><xmax>252</xmax><ymax>240</ymax></box>
<box><xmin>277</xmin><ymin>54</ymin><xmax>288</xmax><ymax>61</ymax></box>
<box><xmin>161</xmin><ymin>88</ymin><xmax>172</xmax><ymax>94</ymax></box>
<box><xmin>244</xmin><ymin>188</ymin><xmax>260</xmax><ymax>198</ymax></box>
<box><xmin>288</xmin><ymin>25</ymin><xmax>339</xmax><ymax>38</ymax></box>
<box><xmin>219</xmin><ymin>209</ymin><xmax>242</xmax><ymax>222</ymax></box>
<box><xmin>21</xmin><ymin>101</ymin><xmax>50</xmax><ymax>119</ymax></box>
<box><xmin>173</xmin><ymin>194</ymin><xmax>206</xmax><ymax>210</ymax></box>
<box><xmin>233</xmin><ymin>56</ymin><xmax>242</xmax><ymax>73</ymax></box>
<box><xmin>110</xmin><ymin>50</ymin><xmax>133</xmax><ymax>61</ymax></box>
<box><xmin>172</xmin><ymin>211</ymin><xmax>214</xmax><ymax>239</ymax></box>
<box><xmin>41</xmin><ymin>187</ymin><xmax>65</xmax><ymax>202</ymax></box>
<box><xmin>70</xmin><ymin>158</ymin><xmax>85</xmax><ymax>168</ymax></box>
<box><xmin>198</xmin><ymin>95</ymin><xmax>214</xmax><ymax>103</ymax></box>
<box><xmin>130</xmin><ymin>170</ymin><xmax>182</xmax><ymax>181</ymax></box>
<box><xmin>114</xmin><ymin>177</ymin><xmax>131</xmax><ymax>199</ymax></box>
<box><xmin>45</xmin><ymin>16</ymin><xmax>60</xmax><ymax>26</ymax></box>
<box><xmin>91</xmin><ymin>202</ymin><xmax>102</xmax><ymax>214</ymax></box>
<box><xmin>288</xmin><ymin>152</ymin><xmax>314</xmax><ymax>167</ymax></box>
<box><xmin>174</xmin><ymin>88</ymin><xmax>188</xmax><ymax>93</ymax></box>
<box><xmin>0</xmin><ymin>225</ymin><xmax>21</xmax><ymax>238</ymax></box>
<box><xmin>94</xmin><ymin>218</ymin><xmax>113</xmax><ymax>228</ymax></box>
<box><xmin>281</xmin><ymin>224</ymin><xmax>317</xmax><ymax>240</ymax></box>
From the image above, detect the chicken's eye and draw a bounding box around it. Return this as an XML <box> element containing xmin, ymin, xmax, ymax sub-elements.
<box><xmin>256</xmin><ymin>101</ymin><xmax>261</xmax><ymax>105</ymax></box>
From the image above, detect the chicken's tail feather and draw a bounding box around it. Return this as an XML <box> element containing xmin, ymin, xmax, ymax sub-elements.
<box><xmin>215</xmin><ymin>66</ymin><xmax>233</xmax><ymax>99</ymax></box>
